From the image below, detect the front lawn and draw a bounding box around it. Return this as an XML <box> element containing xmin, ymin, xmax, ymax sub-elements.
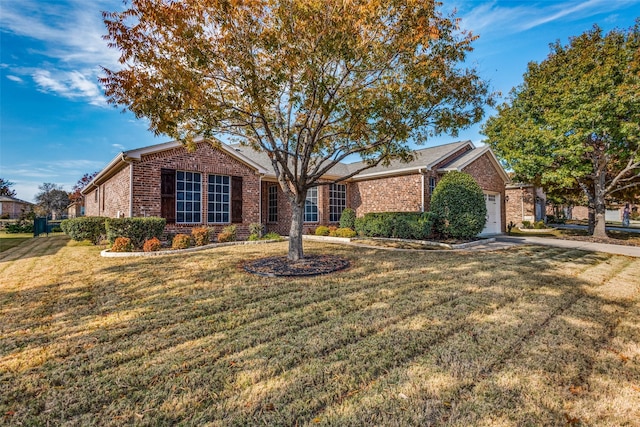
<box><xmin>1</xmin><ymin>236</ymin><xmax>639</xmax><ymax>425</ymax></box>
<box><xmin>0</xmin><ymin>232</ymin><xmax>32</xmax><ymax>253</ymax></box>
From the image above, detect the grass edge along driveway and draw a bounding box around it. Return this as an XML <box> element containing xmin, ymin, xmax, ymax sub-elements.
<box><xmin>1</xmin><ymin>236</ymin><xmax>639</xmax><ymax>426</ymax></box>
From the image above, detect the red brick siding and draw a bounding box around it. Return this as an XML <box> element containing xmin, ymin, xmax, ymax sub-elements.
<box><xmin>505</xmin><ymin>187</ymin><xmax>535</xmax><ymax>225</ymax></box>
<box><xmin>132</xmin><ymin>142</ymin><xmax>260</xmax><ymax>238</ymax></box>
<box><xmin>0</xmin><ymin>201</ymin><xmax>32</xmax><ymax>219</ymax></box>
<box><xmin>83</xmin><ymin>164</ymin><xmax>131</xmax><ymax>218</ymax></box>
<box><xmin>462</xmin><ymin>152</ymin><xmax>507</xmax><ymax>232</ymax></box>
<box><xmin>350</xmin><ymin>174</ymin><xmax>423</xmax><ymax>217</ymax></box>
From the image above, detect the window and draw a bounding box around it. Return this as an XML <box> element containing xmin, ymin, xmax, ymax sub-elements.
<box><xmin>429</xmin><ymin>177</ymin><xmax>437</xmax><ymax>196</ymax></box>
<box><xmin>176</xmin><ymin>171</ymin><xmax>202</xmax><ymax>223</ymax></box>
<box><xmin>207</xmin><ymin>174</ymin><xmax>230</xmax><ymax>223</ymax></box>
<box><xmin>304</xmin><ymin>187</ymin><xmax>318</xmax><ymax>222</ymax></box>
<box><xmin>268</xmin><ymin>185</ymin><xmax>278</xmax><ymax>223</ymax></box>
<box><xmin>329</xmin><ymin>183</ymin><xmax>346</xmax><ymax>222</ymax></box>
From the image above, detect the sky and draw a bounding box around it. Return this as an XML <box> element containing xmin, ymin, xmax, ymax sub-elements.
<box><xmin>1</xmin><ymin>0</ymin><xmax>639</xmax><ymax>202</ymax></box>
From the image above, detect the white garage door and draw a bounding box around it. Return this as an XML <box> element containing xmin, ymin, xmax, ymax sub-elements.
<box><xmin>481</xmin><ymin>193</ymin><xmax>501</xmax><ymax>235</ymax></box>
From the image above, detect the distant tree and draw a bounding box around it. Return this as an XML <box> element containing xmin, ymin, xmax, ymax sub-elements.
<box><xmin>0</xmin><ymin>178</ymin><xmax>17</xmax><ymax>197</ymax></box>
<box><xmin>483</xmin><ymin>24</ymin><xmax>640</xmax><ymax>237</ymax></box>
<box><xmin>102</xmin><ymin>0</ymin><xmax>493</xmax><ymax>260</ymax></box>
<box><xmin>35</xmin><ymin>183</ymin><xmax>70</xmax><ymax>219</ymax></box>
<box><xmin>70</xmin><ymin>172</ymin><xmax>99</xmax><ymax>203</ymax></box>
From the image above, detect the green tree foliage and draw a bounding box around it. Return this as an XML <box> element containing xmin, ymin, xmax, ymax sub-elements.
<box><xmin>483</xmin><ymin>24</ymin><xmax>640</xmax><ymax>237</ymax></box>
<box><xmin>34</xmin><ymin>183</ymin><xmax>69</xmax><ymax>219</ymax></box>
<box><xmin>102</xmin><ymin>0</ymin><xmax>492</xmax><ymax>260</ymax></box>
<box><xmin>0</xmin><ymin>178</ymin><xmax>17</xmax><ymax>197</ymax></box>
<box><xmin>430</xmin><ymin>171</ymin><xmax>486</xmax><ymax>239</ymax></box>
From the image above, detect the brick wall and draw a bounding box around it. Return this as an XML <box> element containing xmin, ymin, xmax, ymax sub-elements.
<box><xmin>505</xmin><ymin>187</ymin><xmax>535</xmax><ymax>226</ymax></box>
<box><xmin>132</xmin><ymin>142</ymin><xmax>260</xmax><ymax>238</ymax></box>
<box><xmin>83</xmin><ymin>164</ymin><xmax>131</xmax><ymax>218</ymax></box>
<box><xmin>350</xmin><ymin>174</ymin><xmax>423</xmax><ymax>217</ymax></box>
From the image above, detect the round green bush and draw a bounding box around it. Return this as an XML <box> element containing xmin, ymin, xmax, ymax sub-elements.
<box><xmin>339</xmin><ymin>208</ymin><xmax>356</xmax><ymax>229</ymax></box>
<box><xmin>430</xmin><ymin>171</ymin><xmax>487</xmax><ymax>239</ymax></box>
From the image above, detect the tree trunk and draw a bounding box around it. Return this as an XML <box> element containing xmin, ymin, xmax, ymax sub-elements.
<box><xmin>593</xmin><ymin>199</ymin><xmax>607</xmax><ymax>238</ymax></box>
<box><xmin>288</xmin><ymin>197</ymin><xmax>305</xmax><ymax>261</ymax></box>
<box><xmin>592</xmin><ymin>171</ymin><xmax>608</xmax><ymax>238</ymax></box>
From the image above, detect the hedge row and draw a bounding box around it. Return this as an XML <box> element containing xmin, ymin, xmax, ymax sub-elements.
<box><xmin>61</xmin><ymin>217</ymin><xmax>166</xmax><ymax>248</ymax></box>
<box><xmin>355</xmin><ymin>212</ymin><xmax>435</xmax><ymax>240</ymax></box>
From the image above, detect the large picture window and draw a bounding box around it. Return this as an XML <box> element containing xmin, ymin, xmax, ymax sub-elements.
<box><xmin>208</xmin><ymin>174</ymin><xmax>230</xmax><ymax>223</ymax></box>
<box><xmin>329</xmin><ymin>183</ymin><xmax>346</xmax><ymax>222</ymax></box>
<box><xmin>304</xmin><ymin>187</ymin><xmax>318</xmax><ymax>222</ymax></box>
<box><xmin>176</xmin><ymin>171</ymin><xmax>202</xmax><ymax>223</ymax></box>
<box><xmin>268</xmin><ymin>185</ymin><xmax>278</xmax><ymax>223</ymax></box>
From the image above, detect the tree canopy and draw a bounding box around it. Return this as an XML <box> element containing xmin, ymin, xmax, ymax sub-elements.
<box><xmin>35</xmin><ymin>183</ymin><xmax>70</xmax><ymax>219</ymax></box>
<box><xmin>483</xmin><ymin>23</ymin><xmax>640</xmax><ymax>237</ymax></box>
<box><xmin>70</xmin><ymin>172</ymin><xmax>99</xmax><ymax>203</ymax></box>
<box><xmin>102</xmin><ymin>0</ymin><xmax>493</xmax><ymax>259</ymax></box>
<box><xmin>0</xmin><ymin>178</ymin><xmax>17</xmax><ymax>198</ymax></box>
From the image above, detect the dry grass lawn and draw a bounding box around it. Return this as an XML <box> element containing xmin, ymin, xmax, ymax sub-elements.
<box><xmin>1</xmin><ymin>235</ymin><xmax>639</xmax><ymax>426</ymax></box>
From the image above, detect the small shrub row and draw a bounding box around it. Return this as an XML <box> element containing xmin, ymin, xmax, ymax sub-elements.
<box><xmin>61</xmin><ymin>217</ymin><xmax>107</xmax><ymax>244</ymax></box>
<box><xmin>5</xmin><ymin>222</ymin><xmax>34</xmax><ymax>234</ymax></box>
<box><xmin>143</xmin><ymin>237</ymin><xmax>162</xmax><ymax>252</ymax></box>
<box><xmin>111</xmin><ymin>237</ymin><xmax>133</xmax><ymax>252</ymax></box>
<box><xmin>355</xmin><ymin>212</ymin><xmax>434</xmax><ymax>240</ymax></box>
<box><xmin>217</xmin><ymin>225</ymin><xmax>237</xmax><ymax>243</ymax></box>
<box><xmin>105</xmin><ymin>217</ymin><xmax>166</xmax><ymax>248</ymax></box>
<box><xmin>314</xmin><ymin>225</ymin><xmax>356</xmax><ymax>238</ymax></box>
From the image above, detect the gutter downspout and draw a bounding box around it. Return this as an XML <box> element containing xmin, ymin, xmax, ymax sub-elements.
<box><xmin>258</xmin><ymin>173</ymin><xmax>264</xmax><ymax>226</ymax></box>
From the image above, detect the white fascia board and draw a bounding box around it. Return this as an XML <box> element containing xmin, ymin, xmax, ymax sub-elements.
<box><xmin>351</xmin><ymin>166</ymin><xmax>424</xmax><ymax>181</ymax></box>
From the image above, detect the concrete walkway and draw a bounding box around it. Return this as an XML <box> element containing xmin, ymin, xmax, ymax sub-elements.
<box><xmin>496</xmin><ymin>235</ymin><xmax>640</xmax><ymax>258</ymax></box>
<box><xmin>553</xmin><ymin>224</ymin><xmax>640</xmax><ymax>234</ymax></box>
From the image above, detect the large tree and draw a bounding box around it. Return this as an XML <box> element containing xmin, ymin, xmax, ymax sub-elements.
<box><xmin>35</xmin><ymin>183</ymin><xmax>70</xmax><ymax>219</ymax></box>
<box><xmin>483</xmin><ymin>24</ymin><xmax>640</xmax><ymax>237</ymax></box>
<box><xmin>70</xmin><ymin>172</ymin><xmax>99</xmax><ymax>203</ymax></box>
<box><xmin>102</xmin><ymin>0</ymin><xmax>492</xmax><ymax>260</ymax></box>
<box><xmin>0</xmin><ymin>178</ymin><xmax>17</xmax><ymax>198</ymax></box>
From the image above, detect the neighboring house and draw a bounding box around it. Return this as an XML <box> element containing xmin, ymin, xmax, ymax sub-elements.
<box><xmin>0</xmin><ymin>195</ymin><xmax>33</xmax><ymax>219</ymax></box>
<box><xmin>82</xmin><ymin>137</ymin><xmax>509</xmax><ymax>238</ymax></box>
<box><xmin>505</xmin><ymin>183</ymin><xmax>546</xmax><ymax>226</ymax></box>
<box><xmin>67</xmin><ymin>201</ymin><xmax>84</xmax><ymax>218</ymax></box>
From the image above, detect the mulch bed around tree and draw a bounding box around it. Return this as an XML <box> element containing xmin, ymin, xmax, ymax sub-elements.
<box><xmin>243</xmin><ymin>254</ymin><xmax>350</xmax><ymax>277</ymax></box>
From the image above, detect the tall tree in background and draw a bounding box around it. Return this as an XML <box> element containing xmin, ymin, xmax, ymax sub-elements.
<box><xmin>483</xmin><ymin>24</ymin><xmax>640</xmax><ymax>237</ymax></box>
<box><xmin>102</xmin><ymin>0</ymin><xmax>492</xmax><ymax>260</ymax></box>
<box><xmin>0</xmin><ymin>178</ymin><xmax>17</xmax><ymax>198</ymax></box>
<box><xmin>35</xmin><ymin>183</ymin><xmax>70</xmax><ymax>219</ymax></box>
<box><xmin>70</xmin><ymin>172</ymin><xmax>99</xmax><ymax>203</ymax></box>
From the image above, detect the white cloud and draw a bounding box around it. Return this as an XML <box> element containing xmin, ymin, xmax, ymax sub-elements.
<box><xmin>112</xmin><ymin>144</ymin><xmax>125</xmax><ymax>151</ymax></box>
<box><xmin>0</xmin><ymin>0</ymin><xmax>120</xmax><ymax>106</ymax></box>
<box><xmin>458</xmin><ymin>0</ymin><xmax>639</xmax><ymax>38</ymax></box>
<box><xmin>6</xmin><ymin>75</ymin><xmax>24</xmax><ymax>83</ymax></box>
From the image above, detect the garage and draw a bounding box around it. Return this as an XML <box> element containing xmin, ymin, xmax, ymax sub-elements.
<box><xmin>481</xmin><ymin>192</ymin><xmax>501</xmax><ymax>235</ymax></box>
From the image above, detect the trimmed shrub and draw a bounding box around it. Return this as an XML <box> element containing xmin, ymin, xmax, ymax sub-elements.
<box><xmin>191</xmin><ymin>227</ymin><xmax>210</xmax><ymax>246</ymax></box>
<box><xmin>111</xmin><ymin>237</ymin><xmax>133</xmax><ymax>252</ymax></box>
<box><xmin>534</xmin><ymin>220</ymin><xmax>547</xmax><ymax>229</ymax></box>
<box><xmin>171</xmin><ymin>234</ymin><xmax>191</xmax><ymax>249</ymax></box>
<box><xmin>355</xmin><ymin>212</ymin><xmax>434</xmax><ymax>240</ymax></box>
<box><xmin>143</xmin><ymin>237</ymin><xmax>162</xmax><ymax>252</ymax></box>
<box><xmin>60</xmin><ymin>217</ymin><xmax>107</xmax><ymax>244</ymax></box>
<box><xmin>521</xmin><ymin>220</ymin><xmax>532</xmax><ymax>229</ymax></box>
<box><xmin>217</xmin><ymin>225</ymin><xmax>237</xmax><ymax>243</ymax></box>
<box><xmin>249</xmin><ymin>222</ymin><xmax>263</xmax><ymax>238</ymax></box>
<box><xmin>339</xmin><ymin>208</ymin><xmax>356</xmax><ymax>229</ymax></box>
<box><xmin>105</xmin><ymin>217</ymin><xmax>166</xmax><ymax>249</ymax></box>
<box><xmin>5</xmin><ymin>222</ymin><xmax>34</xmax><ymax>234</ymax></box>
<box><xmin>262</xmin><ymin>232</ymin><xmax>281</xmax><ymax>240</ymax></box>
<box><xmin>329</xmin><ymin>227</ymin><xmax>357</xmax><ymax>238</ymax></box>
<box><xmin>315</xmin><ymin>225</ymin><xmax>330</xmax><ymax>236</ymax></box>
<box><xmin>430</xmin><ymin>171</ymin><xmax>486</xmax><ymax>239</ymax></box>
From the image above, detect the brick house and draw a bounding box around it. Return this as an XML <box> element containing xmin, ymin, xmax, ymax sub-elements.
<box><xmin>0</xmin><ymin>195</ymin><xmax>34</xmax><ymax>219</ymax></box>
<box><xmin>82</xmin><ymin>137</ymin><xmax>509</xmax><ymax>238</ymax></box>
<box><xmin>505</xmin><ymin>184</ymin><xmax>547</xmax><ymax>226</ymax></box>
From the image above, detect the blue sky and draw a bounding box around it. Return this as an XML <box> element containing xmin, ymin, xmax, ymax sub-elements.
<box><xmin>1</xmin><ymin>0</ymin><xmax>639</xmax><ymax>202</ymax></box>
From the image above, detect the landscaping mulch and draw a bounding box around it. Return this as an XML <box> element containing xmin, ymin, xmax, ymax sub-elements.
<box><xmin>243</xmin><ymin>254</ymin><xmax>350</xmax><ymax>277</ymax></box>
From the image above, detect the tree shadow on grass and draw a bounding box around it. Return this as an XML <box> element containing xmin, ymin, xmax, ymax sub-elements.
<box><xmin>1</xmin><ymin>242</ymin><xmax>637</xmax><ymax>425</ymax></box>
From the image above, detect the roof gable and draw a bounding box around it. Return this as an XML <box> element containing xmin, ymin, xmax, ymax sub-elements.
<box><xmin>437</xmin><ymin>145</ymin><xmax>510</xmax><ymax>183</ymax></box>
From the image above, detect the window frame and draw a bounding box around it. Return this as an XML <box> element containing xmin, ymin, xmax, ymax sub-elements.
<box><xmin>207</xmin><ymin>174</ymin><xmax>231</xmax><ymax>224</ymax></box>
<box><xmin>304</xmin><ymin>187</ymin><xmax>319</xmax><ymax>223</ymax></box>
<box><xmin>329</xmin><ymin>183</ymin><xmax>347</xmax><ymax>223</ymax></box>
<box><xmin>176</xmin><ymin>171</ymin><xmax>202</xmax><ymax>224</ymax></box>
<box><xmin>267</xmin><ymin>184</ymin><xmax>278</xmax><ymax>223</ymax></box>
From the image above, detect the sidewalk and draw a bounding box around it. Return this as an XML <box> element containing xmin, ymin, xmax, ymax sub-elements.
<box><xmin>496</xmin><ymin>235</ymin><xmax>640</xmax><ymax>258</ymax></box>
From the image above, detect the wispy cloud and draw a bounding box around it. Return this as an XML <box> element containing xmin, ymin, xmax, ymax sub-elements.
<box><xmin>457</xmin><ymin>0</ymin><xmax>638</xmax><ymax>38</ymax></box>
<box><xmin>0</xmin><ymin>0</ymin><xmax>120</xmax><ymax>107</ymax></box>
<box><xmin>6</xmin><ymin>75</ymin><xmax>24</xmax><ymax>83</ymax></box>
<box><xmin>112</xmin><ymin>143</ymin><xmax>126</xmax><ymax>151</ymax></box>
